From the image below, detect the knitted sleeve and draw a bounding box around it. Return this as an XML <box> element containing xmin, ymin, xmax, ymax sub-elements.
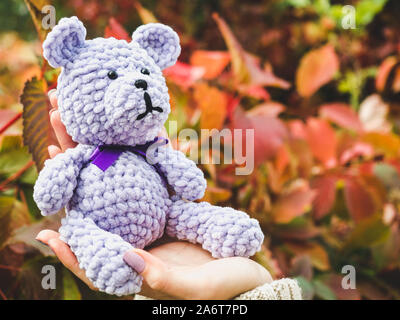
<box><xmin>133</xmin><ymin>278</ymin><xmax>302</xmax><ymax>300</ymax></box>
<box><xmin>234</xmin><ymin>278</ymin><xmax>302</xmax><ymax>300</ymax></box>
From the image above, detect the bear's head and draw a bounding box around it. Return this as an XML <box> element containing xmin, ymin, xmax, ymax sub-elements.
<box><xmin>43</xmin><ymin>16</ymin><xmax>180</xmax><ymax>146</ymax></box>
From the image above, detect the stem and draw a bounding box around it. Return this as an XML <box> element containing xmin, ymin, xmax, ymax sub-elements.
<box><xmin>0</xmin><ymin>287</ymin><xmax>7</xmax><ymax>300</ymax></box>
<box><xmin>0</xmin><ymin>264</ymin><xmax>21</xmax><ymax>272</ymax></box>
<box><xmin>0</xmin><ymin>112</ymin><xmax>22</xmax><ymax>135</ymax></box>
<box><xmin>0</xmin><ymin>160</ymin><xmax>34</xmax><ymax>191</ymax></box>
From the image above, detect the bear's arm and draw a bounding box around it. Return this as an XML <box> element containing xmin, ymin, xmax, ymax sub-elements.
<box><xmin>154</xmin><ymin>147</ymin><xmax>207</xmax><ymax>201</ymax></box>
<box><xmin>33</xmin><ymin>144</ymin><xmax>94</xmax><ymax>216</ymax></box>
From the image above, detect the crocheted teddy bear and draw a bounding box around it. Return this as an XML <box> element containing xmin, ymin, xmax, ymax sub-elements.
<box><xmin>33</xmin><ymin>16</ymin><xmax>264</xmax><ymax>296</ymax></box>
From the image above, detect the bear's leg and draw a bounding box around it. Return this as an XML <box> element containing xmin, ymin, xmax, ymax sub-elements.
<box><xmin>59</xmin><ymin>209</ymin><xmax>142</xmax><ymax>296</ymax></box>
<box><xmin>166</xmin><ymin>200</ymin><xmax>264</xmax><ymax>258</ymax></box>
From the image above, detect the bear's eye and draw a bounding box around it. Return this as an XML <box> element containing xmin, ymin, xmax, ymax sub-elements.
<box><xmin>107</xmin><ymin>70</ymin><xmax>118</xmax><ymax>80</ymax></box>
<box><xmin>140</xmin><ymin>68</ymin><xmax>150</xmax><ymax>75</ymax></box>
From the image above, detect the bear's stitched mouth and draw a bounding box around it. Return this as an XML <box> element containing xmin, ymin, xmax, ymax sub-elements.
<box><xmin>136</xmin><ymin>92</ymin><xmax>163</xmax><ymax>120</ymax></box>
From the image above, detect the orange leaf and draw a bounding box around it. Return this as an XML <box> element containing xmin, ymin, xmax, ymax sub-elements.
<box><xmin>194</xmin><ymin>83</ymin><xmax>228</xmax><ymax>130</ymax></box>
<box><xmin>296</xmin><ymin>44</ymin><xmax>339</xmax><ymax>97</ymax></box>
<box><xmin>190</xmin><ymin>50</ymin><xmax>230</xmax><ymax>80</ymax></box>
<box><xmin>376</xmin><ymin>56</ymin><xmax>398</xmax><ymax>92</ymax></box>
<box><xmin>305</xmin><ymin>118</ymin><xmax>337</xmax><ymax>167</ymax></box>
<box><xmin>104</xmin><ymin>17</ymin><xmax>131</xmax><ymax>41</ymax></box>
<box><xmin>272</xmin><ymin>181</ymin><xmax>316</xmax><ymax>224</ymax></box>
<box><xmin>319</xmin><ymin>103</ymin><xmax>363</xmax><ymax>133</ymax></box>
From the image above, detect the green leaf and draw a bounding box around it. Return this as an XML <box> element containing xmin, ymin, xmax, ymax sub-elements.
<box><xmin>0</xmin><ymin>135</ymin><xmax>23</xmax><ymax>152</ymax></box>
<box><xmin>0</xmin><ymin>148</ymin><xmax>32</xmax><ymax>177</ymax></box>
<box><xmin>313</xmin><ymin>279</ymin><xmax>336</xmax><ymax>300</ymax></box>
<box><xmin>21</xmin><ymin>77</ymin><xmax>51</xmax><ymax>171</ymax></box>
<box><xmin>373</xmin><ymin>163</ymin><xmax>400</xmax><ymax>189</ymax></box>
<box><xmin>356</xmin><ymin>0</ymin><xmax>388</xmax><ymax>27</ymax></box>
<box><xmin>295</xmin><ymin>276</ymin><xmax>314</xmax><ymax>300</ymax></box>
<box><xmin>62</xmin><ymin>269</ymin><xmax>82</xmax><ymax>300</ymax></box>
<box><xmin>342</xmin><ymin>214</ymin><xmax>390</xmax><ymax>252</ymax></box>
<box><xmin>0</xmin><ymin>196</ymin><xmax>15</xmax><ymax>247</ymax></box>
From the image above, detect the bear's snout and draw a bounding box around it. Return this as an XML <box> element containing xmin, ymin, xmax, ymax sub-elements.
<box><xmin>134</xmin><ymin>79</ymin><xmax>148</xmax><ymax>90</ymax></box>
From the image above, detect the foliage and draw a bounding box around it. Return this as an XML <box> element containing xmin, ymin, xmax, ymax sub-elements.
<box><xmin>1</xmin><ymin>0</ymin><xmax>400</xmax><ymax>300</ymax></box>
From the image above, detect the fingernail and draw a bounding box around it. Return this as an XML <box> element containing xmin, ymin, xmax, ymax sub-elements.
<box><xmin>123</xmin><ymin>251</ymin><xmax>145</xmax><ymax>273</ymax></box>
<box><xmin>36</xmin><ymin>239</ymin><xmax>48</xmax><ymax>247</ymax></box>
<box><xmin>47</xmin><ymin>89</ymin><xmax>57</xmax><ymax>97</ymax></box>
<box><xmin>49</xmin><ymin>108</ymin><xmax>55</xmax><ymax>116</ymax></box>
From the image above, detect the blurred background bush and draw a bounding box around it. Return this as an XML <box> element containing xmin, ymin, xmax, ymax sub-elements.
<box><xmin>0</xmin><ymin>0</ymin><xmax>400</xmax><ymax>300</ymax></box>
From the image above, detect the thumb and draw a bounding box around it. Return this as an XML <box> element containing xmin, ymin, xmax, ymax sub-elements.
<box><xmin>123</xmin><ymin>248</ymin><xmax>169</xmax><ymax>292</ymax></box>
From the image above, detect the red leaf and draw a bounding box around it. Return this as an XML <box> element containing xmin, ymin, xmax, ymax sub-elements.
<box><xmin>344</xmin><ymin>177</ymin><xmax>376</xmax><ymax>223</ymax></box>
<box><xmin>339</xmin><ymin>142</ymin><xmax>374</xmax><ymax>165</ymax></box>
<box><xmin>190</xmin><ymin>50</ymin><xmax>230</xmax><ymax>80</ymax></box>
<box><xmin>163</xmin><ymin>61</ymin><xmax>205</xmax><ymax>89</ymax></box>
<box><xmin>296</xmin><ymin>44</ymin><xmax>339</xmax><ymax>97</ymax></box>
<box><xmin>226</xmin><ymin>95</ymin><xmax>240</xmax><ymax>121</ymax></box>
<box><xmin>319</xmin><ymin>103</ymin><xmax>363</xmax><ymax>133</ymax></box>
<box><xmin>311</xmin><ymin>175</ymin><xmax>338</xmax><ymax>220</ymax></box>
<box><xmin>237</xmin><ymin>84</ymin><xmax>270</xmax><ymax>100</ymax></box>
<box><xmin>232</xmin><ymin>106</ymin><xmax>288</xmax><ymax>166</ymax></box>
<box><xmin>305</xmin><ymin>118</ymin><xmax>337</xmax><ymax>167</ymax></box>
<box><xmin>104</xmin><ymin>17</ymin><xmax>131</xmax><ymax>41</ymax></box>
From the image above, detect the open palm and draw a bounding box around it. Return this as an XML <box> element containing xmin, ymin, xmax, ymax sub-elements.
<box><xmin>37</xmin><ymin>91</ymin><xmax>271</xmax><ymax>300</ymax></box>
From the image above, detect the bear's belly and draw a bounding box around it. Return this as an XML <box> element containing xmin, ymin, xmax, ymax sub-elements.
<box><xmin>69</xmin><ymin>151</ymin><xmax>171</xmax><ymax>248</ymax></box>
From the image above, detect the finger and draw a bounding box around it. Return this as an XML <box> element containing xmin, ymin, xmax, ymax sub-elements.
<box><xmin>50</xmin><ymin>109</ymin><xmax>77</xmax><ymax>152</ymax></box>
<box><xmin>189</xmin><ymin>257</ymin><xmax>273</xmax><ymax>299</ymax></box>
<box><xmin>124</xmin><ymin>249</ymin><xmax>172</xmax><ymax>295</ymax></box>
<box><xmin>48</xmin><ymin>89</ymin><xmax>58</xmax><ymax>110</ymax></box>
<box><xmin>48</xmin><ymin>145</ymin><xmax>62</xmax><ymax>158</ymax></box>
<box><xmin>36</xmin><ymin>229</ymin><xmax>60</xmax><ymax>244</ymax></box>
<box><xmin>47</xmin><ymin>237</ymin><xmax>97</xmax><ymax>290</ymax></box>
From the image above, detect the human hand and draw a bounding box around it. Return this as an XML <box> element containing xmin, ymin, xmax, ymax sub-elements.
<box><xmin>39</xmin><ymin>91</ymin><xmax>272</xmax><ymax>300</ymax></box>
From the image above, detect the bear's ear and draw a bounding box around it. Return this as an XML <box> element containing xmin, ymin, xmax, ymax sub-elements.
<box><xmin>43</xmin><ymin>16</ymin><xmax>86</xmax><ymax>68</ymax></box>
<box><xmin>131</xmin><ymin>23</ymin><xmax>181</xmax><ymax>70</ymax></box>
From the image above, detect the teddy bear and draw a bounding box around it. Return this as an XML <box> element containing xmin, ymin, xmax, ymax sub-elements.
<box><xmin>33</xmin><ymin>16</ymin><xmax>264</xmax><ymax>296</ymax></box>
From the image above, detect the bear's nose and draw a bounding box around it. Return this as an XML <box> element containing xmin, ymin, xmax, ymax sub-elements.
<box><xmin>135</xmin><ymin>79</ymin><xmax>148</xmax><ymax>90</ymax></box>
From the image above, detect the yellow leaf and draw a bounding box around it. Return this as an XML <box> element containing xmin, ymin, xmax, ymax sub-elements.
<box><xmin>287</xmin><ymin>242</ymin><xmax>331</xmax><ymax>271</ymax></box>
<box><xmin>134</xmin><ymin>1</ymin><xmax>158</xmax><ymax>24</ymax></box>
<box><xmin>21</xmin><ymin>77</ymin><xmax>51</xmax><ymax>171</ymax></box>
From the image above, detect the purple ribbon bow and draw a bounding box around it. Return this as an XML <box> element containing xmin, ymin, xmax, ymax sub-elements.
<box><xmin>89</xmin><ymin>137</ymin><xmax>169</xmax><ymax>184</ymax></box>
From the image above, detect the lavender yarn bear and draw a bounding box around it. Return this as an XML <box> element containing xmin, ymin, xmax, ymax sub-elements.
<box><xmin>33</xmin><ymin>16</ymin><xmax>264</xmax><ymax>296</ymax></box>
